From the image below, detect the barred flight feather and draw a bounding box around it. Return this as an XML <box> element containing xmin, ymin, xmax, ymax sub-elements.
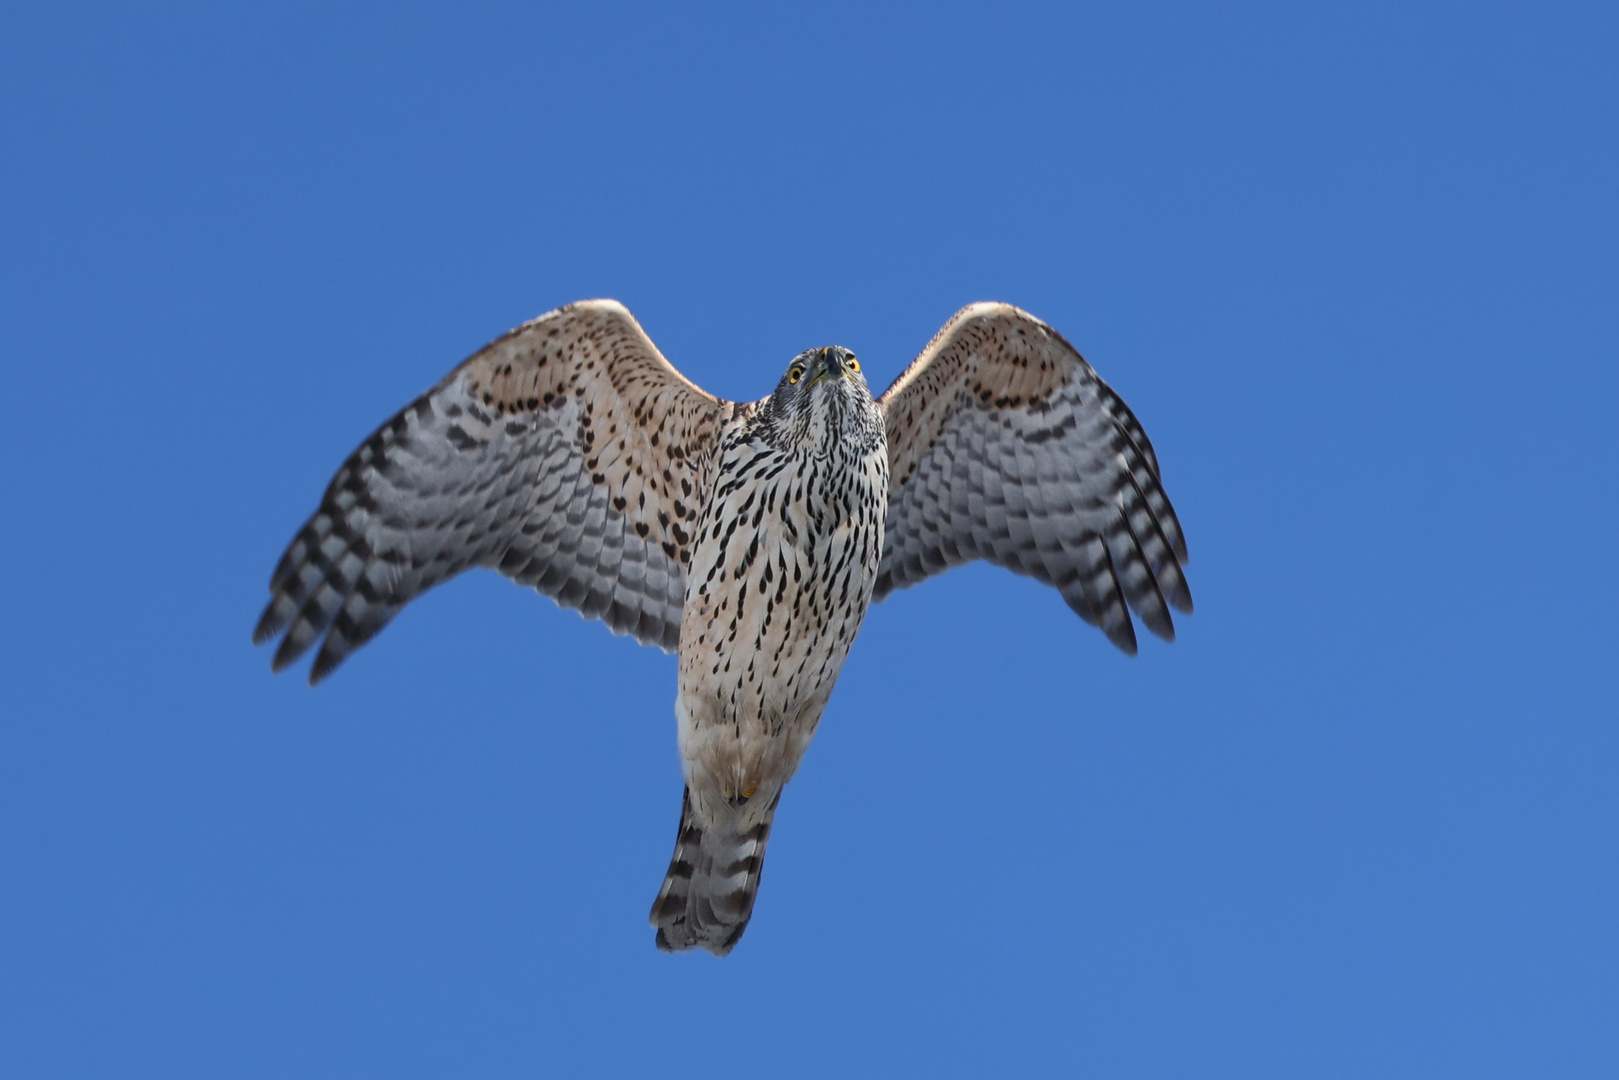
<box><xmin>254</xmin><ymin>300</ymin><xmax>729</xmax><ymax>683</ymax></box>
<box><xmin>875</xmin><ymin>302</ymin><xmax>1191</xmax><ymax>652</ymax></box>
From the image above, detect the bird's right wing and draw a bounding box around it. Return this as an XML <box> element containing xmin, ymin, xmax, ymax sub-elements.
<box><xmin>876</xmin><ymin>303</ymin><xmax>1190</xmax><ymax>654</ymax></box>
<box><xmin>254</xmin><ymin>300</ymin><xmax>732</xmax><ymax>683</ymax></box>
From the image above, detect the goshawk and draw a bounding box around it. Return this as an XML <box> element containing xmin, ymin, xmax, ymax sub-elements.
<box><xmin>255</xmin><ymin>300</ymin><xmax>1191</xmax><ymax>954</ymax></box>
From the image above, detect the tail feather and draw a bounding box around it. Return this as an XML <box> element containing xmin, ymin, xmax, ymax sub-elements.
<box><xmin>649</xmin><ymin>787</ymin><xmax>780</xmax><ymax>956</ymax></box>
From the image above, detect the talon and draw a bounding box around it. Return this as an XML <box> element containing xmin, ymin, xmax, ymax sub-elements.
<box><xmin>743</xmin><ymin>781</ymin><xmax>758</xmax><ymax>800</ymax></box>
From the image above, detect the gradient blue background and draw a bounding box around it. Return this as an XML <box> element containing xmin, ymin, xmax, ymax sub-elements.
<box><xmin>2</xmin><ymin>2</ymin><xmax>1615</xmax><ymax>1076</ymax></box>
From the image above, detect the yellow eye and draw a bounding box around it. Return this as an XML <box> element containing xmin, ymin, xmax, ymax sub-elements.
<box><xmin>847</xmin><ymin>356</ymin><xmax>860</xmax><ymax>372</ymax></box>
<box><xmin>788</xmin><ymin>367</ymin><xmax>804</xmax><ymax>384</ymax></box>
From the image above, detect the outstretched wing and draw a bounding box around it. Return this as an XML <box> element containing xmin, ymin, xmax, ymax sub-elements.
<box><xmin>875</xmin><ymin>303</ymin><xmax>1190</xmax><ymax>654</ymax></box>
<box><xmin>255</xmin><ymin>299</ymin><xmax>731</xmax><ymax>683</ymax></box>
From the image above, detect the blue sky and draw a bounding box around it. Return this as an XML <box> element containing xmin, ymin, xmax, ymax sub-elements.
<box><xmin>2</xmin><ymin>2</ymin><xmax>1615</xmax><ymax>1076</ymax></box>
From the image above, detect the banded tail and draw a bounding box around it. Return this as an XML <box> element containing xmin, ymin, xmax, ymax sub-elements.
<box><xmin>649</xmin><ymin>787</ymin><xmax>780</xmax><ymax>955</ymax></box>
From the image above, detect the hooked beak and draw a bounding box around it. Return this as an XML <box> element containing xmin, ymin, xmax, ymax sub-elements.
<box><xmin>805</xmin><ymin>348</ymin><xmax>845</xmax><ymax>389</ymax></box>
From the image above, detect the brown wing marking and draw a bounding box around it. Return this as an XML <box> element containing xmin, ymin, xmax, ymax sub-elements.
<box><xmin>255</xmin><ymin>299</ymin><xmax>732</xmax><ymax>682</ymax></box>
<box><xmin>875</xmin><ymin>303</ymin><xmax>1190</xmax><ymax>653</ymax></box>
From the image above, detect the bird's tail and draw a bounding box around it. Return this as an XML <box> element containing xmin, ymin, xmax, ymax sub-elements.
<box><xmin>649</xmin><ymin>787</ymin><xmax>780</xmax><ymax>956</ymax></box>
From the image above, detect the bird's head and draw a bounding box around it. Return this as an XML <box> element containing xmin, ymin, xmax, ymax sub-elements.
<box><xmin>764</xmin><ymin>345</ymin><xmax>880</xmax><ymax>450</ymax></box>
<box><xmin>775</xmin><ymin>345</ymin><xmax>865</xmax><ymax>397</ymax></box>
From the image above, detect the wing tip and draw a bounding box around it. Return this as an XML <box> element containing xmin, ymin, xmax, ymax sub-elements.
<box><xmin>270</xmin><ymin>626</ymin><xmax>314</xmax><ymax>675</ymax></box>
<box><xmin>1105</xmin><ymin>616</ymin><xmax>1139</xmax><ymax>656</ymax></box>
<box><xmin>252</xmin><ymin>606</ymin><xmax>284</xmax><ymax>646</ymax></box>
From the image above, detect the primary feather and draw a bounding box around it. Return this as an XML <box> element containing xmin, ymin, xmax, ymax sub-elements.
<box><xmin>254</xmin><ymin>300</ymin><xmax>729</xmax><ymax>682</ymax></box>
<box><xmin>876</xmin><ymin>302</ymin><xmax>1191</xmax><ymax>653</ymax></box>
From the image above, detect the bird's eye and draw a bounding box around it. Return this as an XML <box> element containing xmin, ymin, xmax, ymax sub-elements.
<box><xmin>788</xmin><ymin>367</ymin><xmax>804</xmax><ymax>384</ymax></box>
<box><xmin>847</xmin><ymin>356</ymin><xmax>860</xmax><ymax>372</ymax></box>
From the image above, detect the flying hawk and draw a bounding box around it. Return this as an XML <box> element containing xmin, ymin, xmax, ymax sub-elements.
<box><xmin>255</xmin><ymin>300</ymin><xmax>1191</xmax><ymax>955</ymax></box>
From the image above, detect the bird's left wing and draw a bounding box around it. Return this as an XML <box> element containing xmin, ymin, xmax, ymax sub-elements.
<box><xmin>255</xmin><ymin>299</ymin><xmax>732</xmax><ymax>683</ymax></box>
<box><xmin>875</xmin><ymin>303</ymin><xmax>1191</xmax><ymax>654</ymax></box>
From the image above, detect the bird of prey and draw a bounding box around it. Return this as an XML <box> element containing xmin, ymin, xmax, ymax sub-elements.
<box><xmin>255</xmin><ymin>299</ymin><xmax>1191</xmax><ymax>955</ymax></box>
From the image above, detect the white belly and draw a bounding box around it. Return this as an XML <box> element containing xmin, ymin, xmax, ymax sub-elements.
<box><xmin>674</xmin><ymin>442</ymin><xmax>887</xmax><ymax>817</ymax></box>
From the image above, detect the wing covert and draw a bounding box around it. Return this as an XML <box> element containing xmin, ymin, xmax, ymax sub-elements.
<box><xmin>875</xmin><ymin>303</ymin><xmax>1191</xmax><ymax>654</ymax></box>
<box><xmin>254</xmin><ymin>299</ymin><xmax>731</xmax><ymax>682</ymax></box>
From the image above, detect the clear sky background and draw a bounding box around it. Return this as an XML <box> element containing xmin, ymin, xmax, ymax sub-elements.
<box><xmin>2</xmin><ymin>2</ymin><xmax>1615</xmax><ymax>1076</ymax></box>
